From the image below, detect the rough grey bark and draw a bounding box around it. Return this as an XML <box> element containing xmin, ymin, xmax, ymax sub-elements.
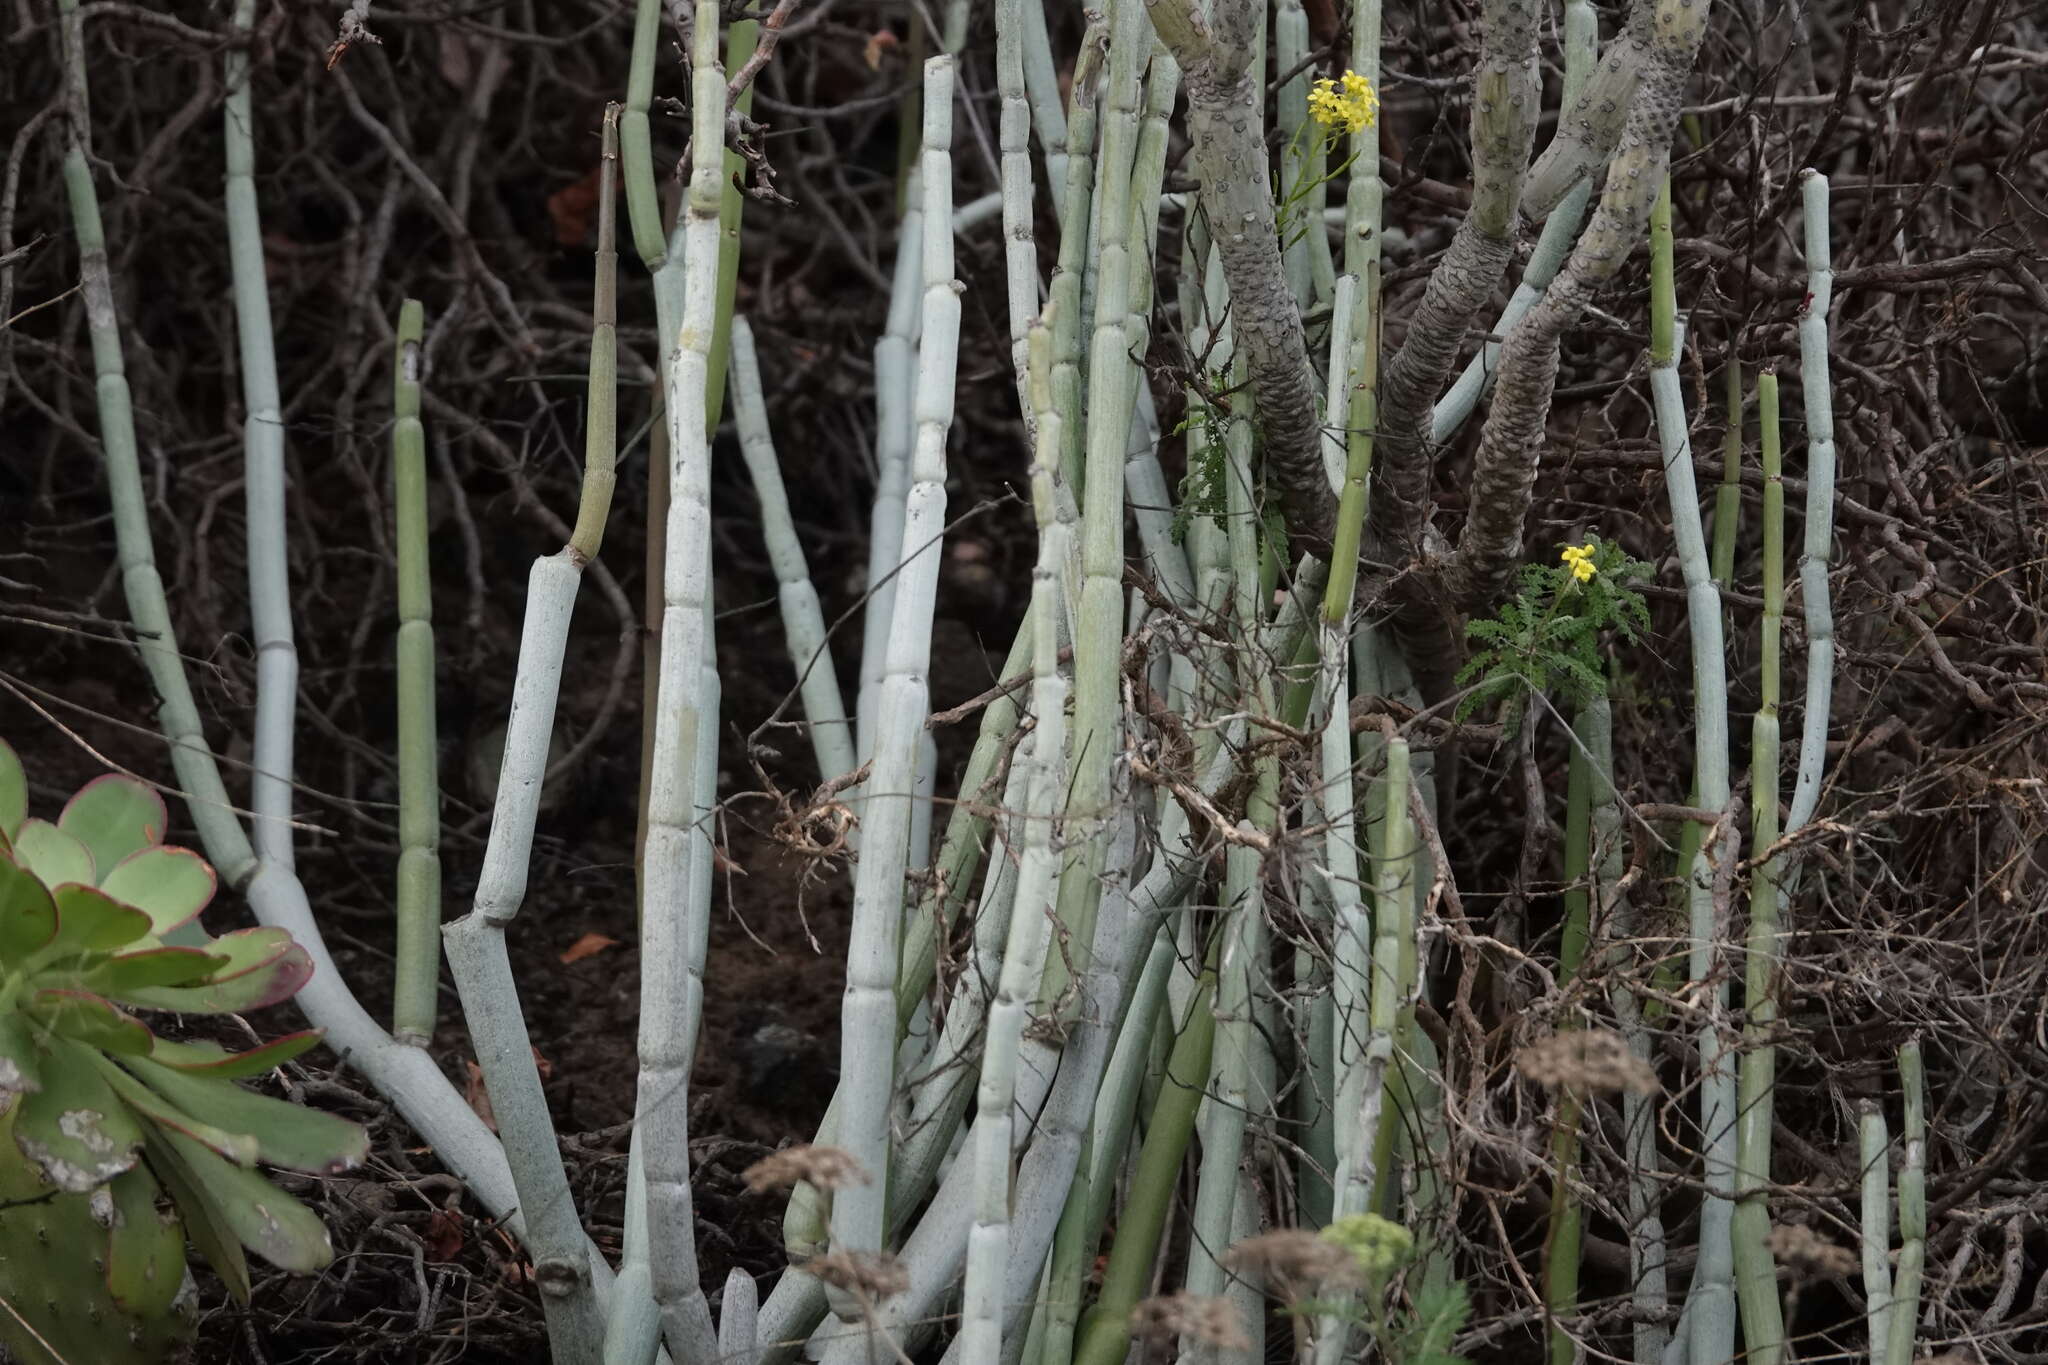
<box><xmin>1145</xmin><ymin>0</ymin><xmax>1334</xmax><ymax>550</ymax></box>
<box><xmin>1447</xmin><ymin>0</ymin><xmax>1714</xmax><ymax>610</ymax></box>
<box><xmin>1362</xmin><ymin>0</ymin><xmax>1539</xmax><ymax>703</ymax></box>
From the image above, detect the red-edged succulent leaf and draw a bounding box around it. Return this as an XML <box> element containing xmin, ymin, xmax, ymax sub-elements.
<box><xmin>118</xmin><ymin>927</ymin><xmax>312</xmax><ymax>1015</ymax></box>
<box><xmin>0</xmin><ymin>851</ymin><xmax>57</xmax><ymax>961</ymax></box>
<box><xmin>11</xmin><ymin>818</ymin><xmax>94</xmax><ymax>890</ymax></box>
<box><xmin>26</xmin><ymin>989</ymin><xmax>155</xmax><ymax>1056</ymax></box>
<box><xmin>58</xmin><ymin>774</ymin><xmax>166</xmax><ymax>876</ymax></box>
<box><xmin>141</xmin><ymin>1123</ymin><xmax>250</xmax><ymax>1305</ymax></box>
<box><xmin>98</xmin><ymin>845</ymin><xmax>216</xmax><ymax>935</ymax></box>
<box><xmin>88</xmin><ymin>1052</ymin><xmax>260</xmax><ymax>1167</ymax></box>
<box><xmin>120</xmin><ymin>1054</ymin><xmax>366</xmax><ymax>1175</ymax></box>
<box><xmin>12</xmin><ymin>1041</ymin><xmax>144</xmax><ymax>1191</ymax></box>
<box><xmin>0</xmin><ymin>738</ymin><xmax>24</xmax><ymax>842</ymax></box>
<box><xmin>152</xmin><ymin>1125</ymin><xmax>333</xmax><ymax>1274</ymax></box>
<box><xmin>104</xmin><ymin>1160</ymin><xmax>185</xmax><ymax>1317</ymax></box>
<box><xmin>84</xmin><ymin>945</ymin><xmax>230</xmax><ymax>998</ymax></box>
<box><xmin>46</xmin><ymin>884</ymin><xmax>155</xmax><ymax>957</ymax></box>
<box><xmin>148</xmin><ymin>1030</ymin><xmax>325</xmax><ymax>1080</ymax></box>
<box><xmin>0</xmin><ymin>1013</ymin><xmax>42</xmax><ymax>1099</ymax></box>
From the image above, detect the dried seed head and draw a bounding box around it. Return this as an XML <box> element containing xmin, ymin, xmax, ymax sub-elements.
<box><xmin>1766</xmin><ymin>1223</ymin><xmax>1858</xmax><ymax>1279</ymax></box>
<box><xmin>803</xmin><ymin>1250</ymin><xmax>909</xmax><ymax>1302</ymax></box>
<box><xmin>1515</xmin><ymin>1028</ymin><xmax>1660</xmax><ymax>1096</ymax></box>
<box><xmin>1129</xmin><ymin>1292</ymin><xmax>1251</xmax><ymax>1351</ymax></box>
<box><xmin>1224</xmin><ymin>1228</ymin><xmax>1359</xmax><ymax>1298</ymax></box>
<box><xmin>741</xmin><ymin>1145</ymin><xmax>873</xmax><ymax>1195</ymax></box>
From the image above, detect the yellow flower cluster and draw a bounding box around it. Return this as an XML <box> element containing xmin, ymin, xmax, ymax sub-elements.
<box><xmin>1307</xmin><ymin>70</ymin><xmax>1379</xmax><ymax>136</ymax></box>
<box><xmin>1561</xmin><ymin>541</ymin><xmax>1600</xmax><ymax>583</ymax></box>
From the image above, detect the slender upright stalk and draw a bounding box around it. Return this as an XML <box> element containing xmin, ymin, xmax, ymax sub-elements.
<box><xmin>833</xmin><ymin>55</ymin><xmax>959</xmax><ymax>1273</ymax></box>
<box><xmin>1073</xmin><ymin>973</ymin><xmax>1219</xmax><ymax>1365</ymax></box>
<box><xmin>1648</xmin><ymin>178</ymin><xmax>1738</xmax><ymax>1365</ymax></box>
<box><xmin>1859</xmin><ymin>1097</ymin><xmax>1894</xmax><ymax>1364</ymax></box>
<box><xmin>226</xmin><ymin>0</ymin><xmax>298</xmax><ymax>874</ymax></box>
<box><xmin>729</xmin><ymin>318</ymin><xmax>856</xmax><ymax>783</ymax></box>
<box><xmin>997</xmin><ymin>0</ymin><xmax>1040</xmax><ymax>426</ymax></box>
<box><xmin>1733</xmin><ymin>366</ymin><xmax>1787</xmax><ymax>1363</ymax></box>
<box><xmin>440</xmin><ymin>108</ymin><xmax>628</xmax><ymax>1365</ymax></box>
<box><xmin>635</xmin><ymin>3</ymin><xmax>729</xmax><ymax>1353</ymax></box>
<box><xmin>1543</xmin><ymin>708</ymin><xmax>1595</xmax><ymax>1365</ymax></box>
<box><xmin>389</xmin><ymin>301</ymin><xmax>443</xmax><ymax>1048</ymax></box>
<box><xmin>1885</xmin><ymin>1040</ymin><xmax>1925</xmax><ymax>1365</ymax></box>
<box><xmin>64</xmin><ymin>0</ymin><xmax>629</xmax><ymax>1317</ymax></box>
<box><xmin>1786</xmin><ymin>170</ymin><xmax>1838</xmax><ymax>841</ymax></box>
<box><xmin>1711</xmin><ymin>360</ymin><xmax>1744</xmax><ymax>594</ymax></box>
<box><xmin>1592</xmin><ymin>694</ymin><xmax>1669</xmax><ymax>1365</ymax></box>
<box><xmin>959</xmin><ymin>324</ymin><xmax>1070</xmax><ymax>1362</ymax></box>
<box><xmin>1043</xmin><ymin>0</ymin><xmax>1143</xmax><ymax>1014</ymax></box>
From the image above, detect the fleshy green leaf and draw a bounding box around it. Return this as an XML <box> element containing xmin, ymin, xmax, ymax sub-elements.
<box><xmin>104</xmin><ymin>1160</ymin><xmax>186</xmax><ymax>1317</ymax></box>
<box><xmin>120</xmin><ymin>1054</ymin><xmax>366</xmax><ymax>1175</ymax></box>
<box><xmin>11</xmin><ymin>818</ymin><xmax>94</xmax><ymax>889</ymax></box>
<box><xmin>0</xmin><ymin>1013</ymin><xmax>43</xmax><ymax>1099</ymax></box>
<box><xmin>26</xmin><ymin>989</ymin><xmax>155</xmax><ymax>1056</ymax></box>
<box><xmin>151</xmin><ymin>1124</ymin><xmax>333</xmax><ymax>1274</ymax></box>
<box><xmin>83</xmin><ymin>945</ymin><xmax>229</xmax><ymax>997</ymax></box>
<box><xmin>0</xmin><ymin>738</ymin><xmax>23</xmax><ymax>841</ymax></box>
<box><xmin>59</xmin><ymin>774</ymin><xmax>166</xmax><ymax>876</ymax></box>
<box><xmin>46</xmin><ymin>884</ymin><xmax>155</xmax><ymax>957</ymax></box>
<box><xmin>148</xmin><ymin>1030</ymin><xmax>324</xmax><ymax>1080</ymax></box>
<box><xmin>141</xmin><ymin>1122</ymin><xmax>249</xmax><ymax>1305</ymax></box>
<box><xmin>12</xmin><ymin>1042</ymin><xmax>144</xmax><ymax>1191</ymax></box>
<box><xmin>87</xmin><ymin>1052</ymin><xmax>260</xmax><ymax>1167</ymax></box>
<box><xmin>118</xmin><ymin>927</ymin><xmax>312</xmax><ymax>1014</ymax></box>
<box><xmin>0</xmin><ymin>852</ymin><xmax>58</xmax><ymax>962</ymax></box>
<box><xmin>98</xmin><ymin>845</ymin><xmax>216</xmax><ymax>935</ymax></box>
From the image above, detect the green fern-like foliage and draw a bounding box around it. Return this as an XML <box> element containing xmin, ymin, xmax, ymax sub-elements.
<box><xmin>1456</xmin><ymin>538</ymin><xmax>1651</xmax><ymax>730</ymax></box>
<box><xmin>1170</xmin><ymin>387</ymin><xmax>1232</xmax><ymax>546</ymax></box>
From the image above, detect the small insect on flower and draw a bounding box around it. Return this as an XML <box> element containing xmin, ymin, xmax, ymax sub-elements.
<box><xmin>1560</xmin><ymin>541</ymin><xmax>1600</xmax><ymax>583</ymax></box>
<box><xmin>1308</xmin><ymin>70</ymin><xmax>1379</xmax><ymax>136</ymax></box>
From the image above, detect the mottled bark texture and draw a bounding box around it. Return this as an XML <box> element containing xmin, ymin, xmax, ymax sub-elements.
<box><xmin>1521</xmin><ymin>0</ymin><xmax>1655</xmax><ymax>219</ymax></box>
<box><xmin>1448</xmin><ymin>0</ymin><xmax>1714</xmax><ymax>609</ymax></box>
<box><xmin>1363</xmin><ymin>0</ymin><xmax>1539</xmax><ymax>705</ymax></box>
<box><xmin>1145</xmin><ymin>0</ymin><xmax>1335</xmax><ymax>551</ymax></box>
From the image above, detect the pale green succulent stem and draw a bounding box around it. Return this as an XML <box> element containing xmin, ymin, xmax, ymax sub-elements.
<box><xmin>1542</xmin><ymin>701</ymin><xmax>1597</xmax><ymax>1365</ymax></box>
<box><xmin>728</xmin><ymin>318</ymin><xmax>857</xmax><ymax>783</ymax></box>
<box><xmin>1648</xmin><ymin>178</ymin><xmax>1740</xmax><ymax>1365</ymax></box>
<box><xmin>1274</xmin><ymin>0</ymin><xmax>1324</xmax><ymax>310</ymax></box>
<box><xmin>635</xmin><ymin>3</ymin><xmax>729</xmax><ymax>1354</ymax></box>
<box><xmin>832</xmin><ymin>54</ymin><xmax>958</xmax><ymax>1279</ymax></box>
<box><xmin>1042</xmin><ymin>0</ymin><xmax>1143</xmax><ymax>1015</ymax></box>
<box><xmin>1711</xmin><ymin>360</ymin><xmax>1743</xmax><ymax>596</ymax></box>
<box><xmin>997</xmin><ymin>0</ymin><xmax>1041</xmax><ymax>429</ymax></box>
<box><xmin>1885</xmin><ymin>1040</ymin><xmax>1925</xmax><ymax>1365</ymax></box>
<box><xmin>1049</xmin><ymin>22</ymin><xmax>1107</xmax><ymax>494</ymax></box>
<box><xmin>226</xmin><ymin>0</ymin><xmax>298</xmax><ymax>875</ymax></box>
<box><xmin>620</xmin><ymin>0</ymin><xmax>666</xmax><ymax>271</ymax></box>
<box><xmin>389</xmin><ymin>300</ymin><xmax>443</xmax><ymax>1049</ymax></box>
<box><xmin>1587</xmin><ymin>694</ymin><xmax>1670</xmax><ymax>1365</ymax></box>
<box><xmin>65</xmin><ymin>0</ymin><xmax>632</xmax><ymax>1322</ymax></box>
<box><xmin>1785</xmin><ymin>170</ymin><xmax>1838</xmax><ymax>843</ymax></box>
<box><xmin>1733</xmin><ymin>365</ymin><xmax>1787</xmax><ymax>1365</ymax></box>
<box><xmin>1859</xmin><ymin>1096</ymin><xmax>1894</xmax><ymax>1363</ymax></box>
<box><xmin>439</xmin><ymin>93</ymin><xmax>633</xmax><ymax>1365</ymax></box>
<box><xmin>1181</xmin><ymin>346</ymin><xmax>1277</xmax><ymax>1357</ymax></box>
<box><xmin>959</xmin><ymin>324</ymin><xmax>1071</xmax><ymax>1363</ymax></box>
<box><xmin>1366</xmin><ymin>736</ymin><xmax>1418</xmax><ymax>1215</ymax></box>
<box><xmin>1073</xmin><ymin>970</ymin><xmax>1218</xmax><ymax>1365</ymax></box>
<box><xmin>703</xmin><ymin>19</ymin><xmax>758</xmax><ymax>436</ymax></box>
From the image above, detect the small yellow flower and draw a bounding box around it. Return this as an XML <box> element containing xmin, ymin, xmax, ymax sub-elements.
<box><xmin>1560</xmin><ymin>542</ymin><xmax>1599</xmax><ymax>583</ymax></box>
<box><xmin>1308</xmin><ymin>70</ymin><xmax>1378</xmax><ymax>136</ymax></box>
